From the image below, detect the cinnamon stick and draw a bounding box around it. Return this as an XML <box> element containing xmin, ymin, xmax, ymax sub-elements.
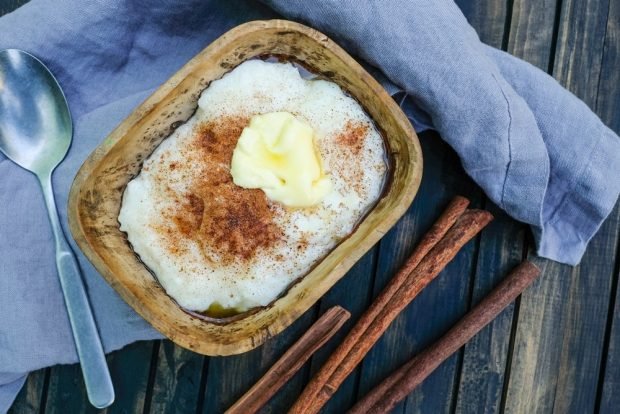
<box><xmin>226</xmin><ymin>306</ymin><xmax>350</xmax><ymax>414</ymax></box>
<box><xmin>290</xmin><ymin>207</ymin><xmax>493</xmax><ymax>413</ymax></box>
<box><xmin>350</xmin><ymin>261</ymin><xmax>541</xmax><ymax>414</ymax></box>
<box><xmin>287</xmin><ymin>197</ymin><xmax>468</xmax><ymax>411</ymax></box>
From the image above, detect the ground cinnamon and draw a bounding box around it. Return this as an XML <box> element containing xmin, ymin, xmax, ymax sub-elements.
<box><xmin>290</xmin><ymin>204</ymin><xmax>493</xmax><ymax>413</ymax></box>
<box><xmin>349</xmin><ymin>261</ymin><xmax>541</xmax><ymax>413</ymax></box>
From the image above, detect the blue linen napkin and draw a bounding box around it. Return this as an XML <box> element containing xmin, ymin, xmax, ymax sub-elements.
<box><xmin>0</xmin><ymin>0</ymin><xmax>618</xmax><ymax>410</ymax></box>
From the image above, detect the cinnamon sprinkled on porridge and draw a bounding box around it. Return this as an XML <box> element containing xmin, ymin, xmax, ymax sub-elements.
<box><xmin>166</xmin><ymin>118</ymin><xmax>283</xmax><ymax>264</ymax></box>
<box><xmin>336</xmin><ymin>120</ymin><xmax>371</xmax><ymax>155</ymax></box>
<box><xmin>119</xmin><ymin>60</ymin><xmax>387</xmax><ymax>312</ymax></box>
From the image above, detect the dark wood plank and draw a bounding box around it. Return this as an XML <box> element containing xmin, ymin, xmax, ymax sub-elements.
<box><xmin>455</xmin><ymin>0</ymin><xmax>510</xmax><ymax>48</ymax></box>
<box><xmin>594</xmin><ymin>1</ymin><xmax>620</xmax><ymax>411</ymax></box>
<box><xmin>43</xmin><ymin>341</ymin><xmax>155</xmax><ymax>414</ymax></box>
<box><xmin>7</xmin><ymin>370</ymin><xmax>48</xmax><ymax>414</ymax></box>
<box><xmin>599</xmin><ymin>263</ymin><xmax>620</xmax><ymax>414</ymax></box>
<box><xmin>102</xmin><ymin>341</ymin><xmax>157</xmax><ymax>414</ymax></box>
<box><xmin>507</xmin><ymin>0</ymin><xmax>560</xmax><ymax>70</ymax></box>
<box><xmin>553</xmin><ymin>0</ymin><xmax>610</xmax><ymax>102</ymax></box>
<box><xmin>501</xmin><ymin>0</ymin><xmax>618</xmax><ymax>413</ymax></box>
<box><xmin>455</xmin><ymin>1</ymin><xmax>559</xmax><ymax>412</ymax></box>
<box><xmin>0</xmin><ymin>0</ymin><xmax>28</xmax><ymax>15</ymax></box>
<box><xmin>594</xmin><ymin>0</ymin><xmax>620</xmax><ymax>134</ymax></box>
<box><xmin>306</xmin><ymin>246</ymin><xmax>379</xmax><ymax>413</ymax></box>
<box><xmin>43</xmin><ymin>365</ymin><xmax>95</xmax><ymax>414</ymax></box>
<box><xmin>200</xmin><ymin>307</ymin><xmax>318</xmax><ymax>414</ymax></box>
<box><xmin>354</xmin><ymin>129</ymin><xmax>483</xmax><ymax>414</ymax></box>
<box><xmin>453</xmin><ymin>206</ymin><xmax>526</xmax><ymax>414</ymax></box>
<box><xmin>147</xmin><ymin>341</ymin><xmax>204</xmax><ymax>414</ymax></box>
<box><xmin>503</xmin><ymin>206</ymin><xmax>619</xmax><ymax>414</ymax></box>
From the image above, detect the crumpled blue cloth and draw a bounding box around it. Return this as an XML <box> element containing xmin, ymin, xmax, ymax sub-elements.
<box><xmin>1</xmin><ymin>0</ymin><xmax>618</xmax><ymax>410</ymax></box>
<box><xmin>266</xmin><ymin>0</ymin><xmax>620</xmax><ymax>265</ymax></box>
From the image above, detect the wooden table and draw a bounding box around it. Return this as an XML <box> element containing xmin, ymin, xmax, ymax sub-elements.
<box><xmin>5</xmin><ymin>0</ymin><xmax>620</xmax><ymax>413</ymax></box>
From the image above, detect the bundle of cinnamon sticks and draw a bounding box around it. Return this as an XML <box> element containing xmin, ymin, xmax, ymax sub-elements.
<box><xmin>350</xmin><ymin>260</ymin><xmax>540</xmax><ymax>413</ymax></box>
<box><xmin>289</xmin><ymin>196</ymin><xmax>492</xmax><ymax>413</ymax></box>
<box><xmin>227</xmin><ymin>196</ymin><xmax>541</xmax><ymax>413</ymax></box>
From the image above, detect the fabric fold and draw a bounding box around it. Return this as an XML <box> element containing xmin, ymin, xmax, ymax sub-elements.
<box><xmin>264</xmin><ymin>0</ymin><xmax>620</xmax><ymax>264</ymax></box>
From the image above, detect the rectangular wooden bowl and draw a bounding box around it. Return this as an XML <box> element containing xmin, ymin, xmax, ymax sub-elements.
<box><xmin>68</xmin><ymin>20</ymin><xmax>422</xmax><ymax>356</ymax></box>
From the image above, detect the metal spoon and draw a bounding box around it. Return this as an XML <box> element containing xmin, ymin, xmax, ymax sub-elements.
<box><xmin>0</xmin><ymin>49</ymin><xmax>114</xmax><ymax>409</ymax></box>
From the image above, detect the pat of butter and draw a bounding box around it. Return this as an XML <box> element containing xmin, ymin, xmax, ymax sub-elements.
<box><xmin>231</xmin><ymin>112</ymin><xmax>332</xmax><ymax>207</ymax></box>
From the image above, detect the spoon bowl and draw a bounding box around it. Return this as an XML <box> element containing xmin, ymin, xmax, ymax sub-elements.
<box><xmin>0</xmin><ymin>49</ymin><xmax>71</xmax><ymax>174</ymax></box>
<box><xmin>0</xmin><ymin>49</ymin><xmax>114</xmax><ymax>409</ymax></box>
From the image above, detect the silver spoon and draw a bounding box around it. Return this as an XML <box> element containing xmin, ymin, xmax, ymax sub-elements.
<box><xmin>0</xmin><ymin>49</ymin><xmax>114</xmax><ymax>409</ymax></box>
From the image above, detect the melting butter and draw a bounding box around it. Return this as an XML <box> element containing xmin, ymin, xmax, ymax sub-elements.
<box><xmin>231</xmin><ymin>112</ymin><xmax>332</xmax><ymax>207</ymax></box>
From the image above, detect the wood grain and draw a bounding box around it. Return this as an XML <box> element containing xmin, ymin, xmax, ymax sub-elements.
<box><xmin>553</xmin><ymin>0</ymin><xmax>610</xmax><ymax>102</ymax></box>
<box><xmin>7</xmin><ymin>370</ymin><xmax>48</xmax><ymax>414</ymax></box>
<box><xmin>226</xmin><ymin>306</ymin><xmax>350</xmax><ymax>414</ymax></box>
<box><xmin>455</xmin><ymin>0</ymin><xmax>510</xmax><ymax>48</ymax></box>
<box><xmin>293</xmin><ymin>196</ymin><xmax>469</xmax><ymax>412</ymax></box>
<box><xmin>355</xmin><ymin>131</ymin><xmax>484</xmax><ymax>414</ymax></box>
<box><xmin>307</xmin><ymin>246</ymin><xmax>380</xmax><ymax>413</ymax></box>
<box><xmin>593</xmin><ymin>1</ymin><xmax>620</xmax><ymax>412</ymax></box>
<box><xmin>148</xmin><ymin>341</ymin><xmax>204</xmax><ymax>414</ymax></box>
<box><xmin>599</xmin><ymin>263</ymin><xmax>620</xmax><ymax>414</ymax></box>
<box><xmin>290</xmin><ymin>201</ymin><xmax>484</xmax><ymax>414</ymax></box>
<box><xmin>507</xmin><ymin>0</ymin><xmax>560</xmax><ymax>71</ymax></box>
<box><xmin>508</xmin><ymin>0</ymin><xmax>560</xmax><ymax>71</ymax></box>
<box><xmin>594</xmin><ymin>0</ymin><xmax>620</xmax><ymax>133</ymax></box>
<box><xmin>307</xmin><ymin>210</ymin><xmax>493</xmax><ymax>413</ymax></box>
<box><xmin>67</xmin><ymin>19</ymin><xmax>422</xmax><ymax>356</ymax></box>
<box><xmin>453</xmin><ymin>205</ymin><xmax>527</xmax><ymax>414</ymax></box>
<box><xmin>43</xmin><ymin>341</ymin><xmax>154</xmax><ymax>414</ymax></box>
<box><xmin>501</xmin><ymin>1</ymin><xmax>619</xmax><ymax>413</ymax></box>
<box><xmin>351</xmin><ymin>261</ymin><xmax>541</xmax><ymax>414</ymax></box>
<box><xmin>102</xmin><ymin>342</ymin><xmax>156</xmax><ymax>414</ymax></box>
<box><xmin>201</xmin><ymin>308</ymin><xmax>317</xmax><ymax>413</ymax></box>
<box><xmin>0</xmin><ymin>0</ymin><xmax>27</xmax><ymax>15</ymax></box>
<box><xmin>43</xmin><ymin>364</ymin><xmax>96</xmax><ymax>414</ymax></box>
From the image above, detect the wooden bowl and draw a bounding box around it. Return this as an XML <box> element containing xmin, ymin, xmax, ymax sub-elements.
<box><xmin>67</xmin><ymin>20</ymin><xmax>422</xmax><ymax>356</ymax></box>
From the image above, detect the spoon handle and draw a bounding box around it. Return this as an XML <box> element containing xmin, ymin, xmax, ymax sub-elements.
<box><xmin>39</xmin><ymin>173</ymin><xmax>115</xmax><ymax>409</ymax></box>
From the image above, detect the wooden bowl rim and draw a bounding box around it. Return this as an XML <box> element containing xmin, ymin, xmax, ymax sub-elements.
<box><xmin>67</xmin><ymin>19</ymin><xmax>423</xmax><ymax>355</ymax></box>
